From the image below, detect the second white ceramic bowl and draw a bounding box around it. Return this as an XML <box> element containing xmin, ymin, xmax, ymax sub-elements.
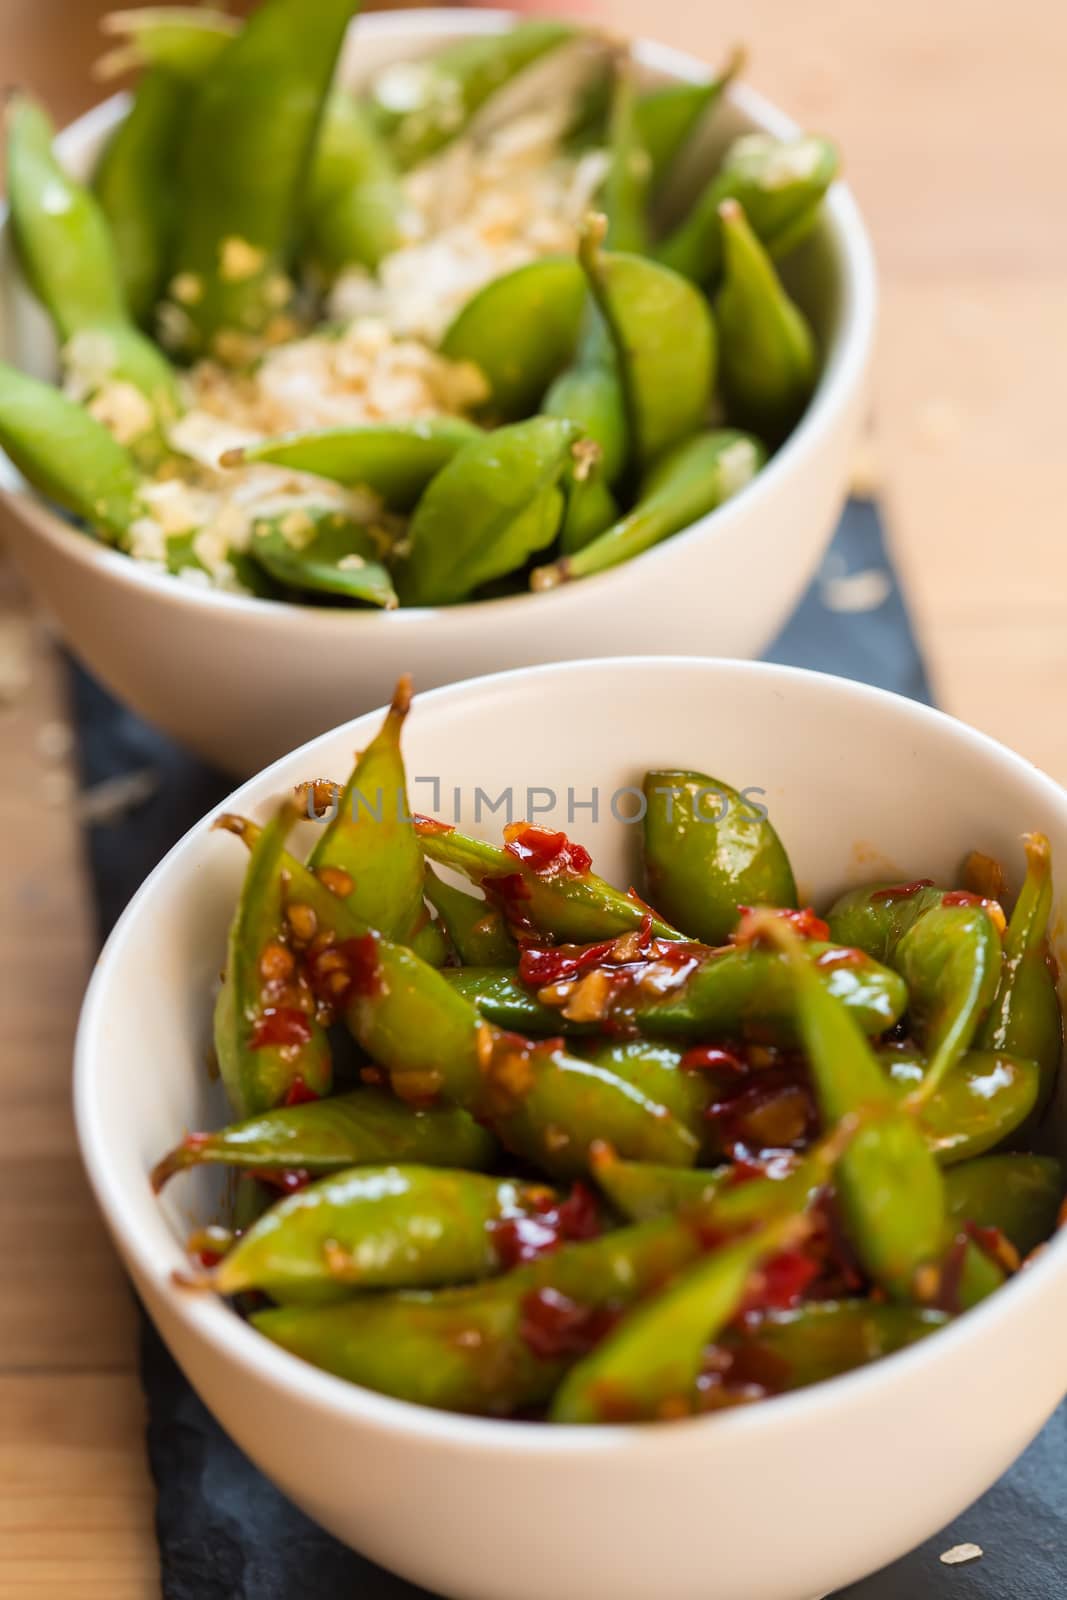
<box><xmin>0</xmin><ymin>10</ymin><xmax>875</xmax><ymax>774</ymax></box>
<box><xmin>76</xmin><ymin>657</ymin><xmax>1067</xmax><ymax>1600</ymax></box>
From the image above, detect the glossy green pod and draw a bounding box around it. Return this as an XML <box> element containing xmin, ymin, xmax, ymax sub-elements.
<box><xmin>642</xmin><ymin>768</ymin><xmax>797</xmax><ymax>944</ymax></box>
<box><xmin>943</xmin><ymin>1154</ymin><xmax>1062</xmax><ymax>1257</ymax></box>
<box><xmin>226</xmin><ymin>417</ymin><xmax>480</xmax><ymax>510</ymax></box>
<box><xmin>882</xmin><ymin>1047</ymin><xmax>1040</xmax><ymax>1165</ymax></box>
<box><xmin>182</xmin><ymin>1166</ymin><xmax>555</xmax><ymax>1300</ymax></box>
<box><xmin>978</xmin><ymin>834</ymin><xmax>1062</xmax><ymax>1119</ymax></box>
<box><xmin>6</xmin><ymin>94</ymin><xmax>179</xmax><ymax>454</ymax></box>
<box><xmin>151</xmin><ymin>1087</ymin><xmax>498</xmax><ymax>1190</ymax></box>
<box><xmin>397</xmin><ymin>418</ymin><xmax>580</xmax><ymax>605</ymax></box>
<box><xmin>252</xmin><ymin>1206</ymin><xmax>725</xmax><ymax>1414</ymax></box>
<box><xmin>441</xmin><ymin>257</ymin><xmax>587</xmax><ymax>422</ymax></box>
<box><xmin>579</xmin><ymin>218</ymin><xmax>716</xmax><ymax>469</ymax></box>
<box><xmin>541</xmin><ymin>360</ymin><xmax>629</xmax><ymax>486</ymax></box>
<box><xmin>550</xmin><ymin>1211</ymin><xmax>810</xmax><ymax>1423</ymax></box>
<box><xmin>580</xmin><ymin>1040</ymin><xmax>714</xmax><ymax>1135</ymax></box>
<box><xmin>423</xmin><ymin>869</ymin><xmax>517</xmax><ymax>967</ymax></box>
<box><xmin>304</xmin><ymin>92</ymin><xmax>411</xmax><ymax>275</ymax></box>
<box><xmin>759</xmin><ymin>914</ymin><xmax>946</xmax><ymax>1300</ymax></box>
<box><xmin>213</xmin><ymin>802</ymin><xmax>332</xmax><ymax>1119</ymax></box>
<box><xmin>368</xmin><ymin>20</ymin><xmax>576</xmax><ymax>170</ymax></box>
<box><xmin>657</xmin><ymin>132</ymin><xmax>839</xmax><ymax>284</ymax></box>
<box><xmin>445</xmin><ymin>939</ymin><xmax>907</xmax><ymax>1041</ymax></box>
<box><xmin>709</xmin><ymin>1301</ymin><xmax>948</xmax><ymax>1401</ymax></box>
<box><xmin>249</xmin><ymin>506</ymin><xmax>397</xmax><ymax>608</ymax></box>
<box><xmin>0</xmin><ymin>362</ymin><xmax>142</xmax><ymax>544</ymax></box>
<box><xmin>531</xmin><ymin>429</ymin><xmax>767</xmax><ymax>588</ymax></box>
<box><xmin>414</xmin><ymin>819</ymin><xmax>679</xmax><ymax>943</ymax></box>
<box><xmin>714</xmin><ymin>199</ymin><xmax>818</xmax><ymax>441</ymax></box>
<box><xmin>307</xmin><ymin>676</ymin><xmax>423</xmax><ymax>940</ymax></box>
<box><xmin>164</xmin><ymin>0</ymin><xmax>358</xmax><ymax>359</ymax></box>
<box><xmin>92</xmin><ymin>69</ymin><xmax>186</xmax><ymax>324</ymax></box>
<box><xmin>558</xmin><ymin>469</ymin><xmax>619</xmax><ymax>555</ymax></box>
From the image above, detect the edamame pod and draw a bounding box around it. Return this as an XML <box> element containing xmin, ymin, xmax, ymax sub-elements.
<box><xmin>397</xmin><ymin>418</ymin><xmax>580</xmax><ymax>605</ymax></box>
<box><xmin>95</xmin><ymin>6</ymin><xmax>237</xmax><ymax>82</ymax></box>
<box><xmin>164</xmin><ymin>0</ymin><xmax>358</xmax><ymax>360</ymax></box>
<box><xmin>151</xmin><ymin>1087</ymin><xmax>498</xmax><ymax>1190</ymax></box>
<box><xmin>944</xmin><ymin>1155</ymin><xmax>1062</xmax><ymax>1258</ymax></box>
<box><xmin>715</xmin><ymin>199</ymin><xmax>818</xmax><ymax>441</ymax></box>
<box><xmin>532</xmin><ymin>429</ymin><xmax>765</xmax><ymax>588</ymax></box>
<box><xmin>445</xmin><ymin>938</ymin><xmax>907</xmax><ymax>1041</ymax></box>
<box><xmin>579</xmin><ymin>216</ymin><xmax>716</xmax><ymax>468</ymax></box>
<box><xmin>542</xmin><ymin>360</ymin><xmax>629</xmax><ymax>486</ymax></box>
<box><xmin>978</xmin><ymin>833</ymin><xmax>1062</xmax><ymax>1119</ymax></box>
<box><xmin>180</xmin><ymin>1166</ymin><xmax>556</xmax><ymax>1300</ymax></box>
<box><xmin>213</xmin><ymin>801</ymin><xmax>332</xmax><ymax>1119</ymax></box>
<box><xmin>304</xmin><ymin>92</ymin><xmax>412</xmax><ymax>276</ymax></box>
<box><xmin>92</xmin><ymin>69</ymin><xmax>186</xmax><ymax>324</ymax></box>
<box><xmin>657</xmin><ymin>132</ymin><xmax>839</xmax><ymax>284</ymax></box>
<box><xmin>0</xmin><ymin>362</ymin><xmax>142</xmax><ymax>544</ymax></box>
<box><xmin>307</xmin><ymin>675</ymin><xmax>424</xmax><ymax>940</ymax></box>
<box><xmin>757</xmin><ymin>913</ymin><xmax>946</xmax><ymax>1300</ymax></box>
<box><xmin>642</xmin><ymin>768</ymin><xmax>798</xmax><ymax>945</ymax></box>
<box><xmin>882</xmin><ymin>1046</ymin><xmax>1040</xmax><ymax>1165</ymax></box>
<box><xmin>423</xmin><ymin>868</ymin><xmax>517</xmax><ymax>968</ymax></box>
<box><xmin>7</xmin><ymin>94</ymin><xmax>179</xmax><ymax>456</ymax></box>
<box><xmin>225</xmin><ymin>417</ymin><xmax>481</xmax><ymax>510</ymax></box>
<box><xmin>249</xmin><ymin>505</ymin><xmax>397</xmax><ymax>608</ymax></box>
<box><xmin>441</xmin><ymin>257</ymin><xmax>587</xmax><ymax>422</ymax></box>
<box><xmin>368</xmin><ymin>20</ymin><xmax>577</xmax><ymax>170</ymax></box>
<box><xmin>550</xmin><ymin>1211</ymin><xmax>813</xmax><ymax>1423</ymax></box>
<box><xmin>414</xmin><ymin>817</ymin><xmax>679</xmax><ymax>943</ymax></box>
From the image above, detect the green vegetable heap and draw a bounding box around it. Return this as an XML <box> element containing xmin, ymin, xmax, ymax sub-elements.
<box><xmin>152</xmin><ymin>680</ymin><xmax>1065</xmax><ymax>1423</ymax></box>
<box><xmin>2</xmin><ymin>3</ymin><xmax>839</xmax><ymax>606</ymax></box>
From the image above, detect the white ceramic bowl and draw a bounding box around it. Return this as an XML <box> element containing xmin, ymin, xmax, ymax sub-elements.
<box><xmin>0</xmin><ymin>11</ymin><xmax>876</xmax><ymax>775</ymax></box>
<box><xmin>76</xmin><ymin>656</ymin><xmax>1067</xmax><ymax>1600</ymax></box>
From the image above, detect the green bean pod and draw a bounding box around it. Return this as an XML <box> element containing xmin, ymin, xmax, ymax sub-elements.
<box><xmin>759</xmin><ymin>914</ymin><xmax>946</xmax><ymax>1299</ymax></box>
<box><xmin>445</xmin><ymin>939</ymin><xmax>906</xmax><ymax>1041</ymax></box>
<box><xmin>248</xmin><ymin>505</ymin><xmax>397</xmax><ymax>608</ymax></box>
<box><xmin>181</xmin><ymin>1166</ymin><xmax>556</xmax><ymax>1301</ymax></box>
<box><xmin>549</xmin><ymin>1210</ymin><xmax>813</xmax><ymax>1423</ymax></box>
<box><xmin>657</xmin><ymin>132</ymin><xmax>839</xmax><ymax>285</ymax></box>
<box><xmin>396</xmin><ymin>418</ymin><xmax>580</xmax><ymax>605</ymax></box>
<box><xmin>715</xmin><ymin>198</ymin><xmax>818</xmax><ymax>441</ymax></box>
<box><xmin>707</xmin><ymin>1301</ymin><xmax>948</xmax><ymax>1402</ymax></box>
<box><xmin>252</xmin><ymin>1207</ymin><xmax>722</xmax><ymax>1414</ymax></box>
<box><xmin>92</xmin><ymin>69</ymin><xmax>186</xmax><ymax>325</ymax></box>
<box><xmin>579</xmin><ymin>216</ymin><xmax>716</xmax><ymax>469</ymax></box>
<box><xmin>423</xmin><ymin>869</ymin><xmax>517</xmax><ymax>967</ymax></box>
<box><xmin>368</xmin><ymin>20</ymin><xmax>577</xmax><ymax>170</ymax></box>
<box><xmin>0</xmin><ymin>362</ymin><xmax>142</xmax><ymax>544</ymax></box>
<box><xmin>441</xmin><ymin>258</ymin><xmax>587</xmax><ymax>422</ymax></box>
<box><xmin>944</xmin><ymin>1154</ymin><xmax>1062</xmax><ymax>1258</ymax></box>
<box><xmin>307</xmin><ymin>675</ymin><xmax>424</xmax><ymax>940</ymax></box>
<box><xmin>6</xmin><ymin>94</ymin><xmax>179</xmax><ymax>457</ymax></box>
<box><xmin>642</xmin><ymin>768</ymin><xmax>798</xmax><ymax>944</ymax></box>
<box><xmin>882</xmin><ymin>1046</ymin><xmax>1040</xmax><ymax>1165</ymax></box>
<box><xmin>531</xmin><ymin>429</ymin><xmax>765</xmax><ymax>589</ymax></box>
<box><xmin>151</xmin><ymin>1087</ymin><xmax>498</xmax><ymax>1190</ymax></box>
<box><xmin>304</xmin><ymin>92</ymin><xmax>413</xmax><ymax>276</ymax></box>
<box><xmin>414</xmin><ymin>818</ymin><xmax>679</xmax><ymax>942</ymax></box>
<box><xmin>978</xmin><ymin>833</ymin><xmax>1062</xmax><ymax>1119</ymax></box>
<box><xmin>225</xmin><ymin>417</ymin><xmax>481</xmax><ymax>510</ymax></box>
<box><xmin>164</xmin><ymin>0</ymin><xmax>358</xmax><ymax>360</ymax></box>
<box><xmin>213</xmin><ymin>801</ymin><xmax>332</xmax><ymax>1119</ymax></box>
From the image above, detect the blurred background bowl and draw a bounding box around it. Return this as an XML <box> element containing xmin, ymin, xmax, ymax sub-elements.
<box><xmin>0</xmin><ymin>10</ymin><xmax>875</xmax><ymax>774</ymax></box>
<box><xmin>76</xmin><ymin>655</ymin><xmax>1067</xmax><ymax>1600</ymax></box>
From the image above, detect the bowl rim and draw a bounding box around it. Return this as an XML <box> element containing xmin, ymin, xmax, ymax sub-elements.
<box><xmin>0</xmin><ymin>7</ymin><xmax>877</xmax><ymax>634</ymax></box>
<box><xmin>74</xmin><ymin>655</ymin><xmax>1067</xmax><ymax>1457</ymax></box>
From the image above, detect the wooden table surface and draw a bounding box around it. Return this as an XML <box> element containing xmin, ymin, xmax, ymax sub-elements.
<box><xmin>2</xmin><ymin>1</ymin><xmax>1066</xmax><ymax>1592</ymax></box>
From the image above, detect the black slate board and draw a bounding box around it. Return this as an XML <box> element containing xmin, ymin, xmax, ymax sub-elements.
<box><xmin>68</xmin><ymin>498</ymin><xmax>1064</xmax><ymax>1599</ymax></box>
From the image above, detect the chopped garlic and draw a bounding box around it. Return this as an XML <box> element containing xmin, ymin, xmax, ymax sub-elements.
<box><xmin>219</xmin><ymin>236</ymin><xmax>267</xmax><ymax>283</ymax></box>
